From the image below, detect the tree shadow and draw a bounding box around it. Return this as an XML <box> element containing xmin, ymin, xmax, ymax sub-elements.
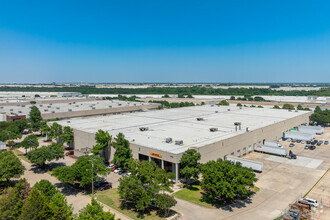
<box><xmin>29</xmin><ymin>162</ymin><xmax>66</xmax><ymax>174</ymax></box>
<box><xmin>54</xmin><ymin>182</ymin><xmax>81</xmax><ymax>196</ymax></box>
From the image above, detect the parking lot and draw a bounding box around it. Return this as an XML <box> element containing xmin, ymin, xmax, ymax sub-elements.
<box><xmin>242</xmin><ymin>127</ymin><xmax>330</xmax><ymax>219</ymax></box>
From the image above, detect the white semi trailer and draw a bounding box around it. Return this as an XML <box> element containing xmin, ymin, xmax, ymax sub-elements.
<box><xmin>254</xmin><ymin>144</ymin><xmax>296</xmax><ymax>159</ymax></box>
<box><xmin>264</xmin><ymin>141</ymin><xmax>281</xmax><ymax>147</ymax></box>
<box><xmin>225</xmin><ymin>155</ymin><xmax>263</xmax><ymax>172</ymax></box>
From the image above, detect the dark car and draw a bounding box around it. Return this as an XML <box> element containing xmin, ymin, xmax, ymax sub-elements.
<box><xmin>309</xmin><ymin>145</ymin><xmax>316</xmax><ymax>150</ymax></box>
<box><xmin>95</xmin><ymin>181</ymin><xmax>109</xmax><ymax>188</ymax></box>
<box><xmin>306</xmin><ymin>141</ymin><xmax>311</xmax><ymax>144</ymax></box>
<box><xmin>325</xmin><ymin>141</ymin><xmax>329</xmax><ymax>145</ymax></box>
<box><xmin>289</xmin><ymin>143</ymin><xmax>295</xmax><ymax>147</ymax></box>
<box><xmin>296</xmin><ymin>140</ymin><xmax>301</xmax><ymax>143</ymax></box>
<box><xmin>0</xmin><ymin>186</ymin><xmax>4</xmax><ymax>192</ymax></box>
<box><xmin>291</xmin><ymin>139</ymin><xmax>296</xmax><ymax>143</ymax></box>
<box><xmin>99</xmin><ymin>183</ymin><xmax>112</xmax><ymax>191</ymax></box>
<box><xmin>317</xmin><ymin>142</ymin><xmax>322</xmax><ymax>146</ymax></box>
<box><xmin>289</xmin><ymin>150</ymin><xmax>297</xmax><ymax>159</ymax></box>
<box><xmin>118</xmin><ymin>169</ymin><xmax>126</xmax><ymax>175</ymax></box>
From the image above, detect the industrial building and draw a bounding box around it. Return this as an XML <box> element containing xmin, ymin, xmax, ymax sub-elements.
<box><xmin>0</xmin><ymin>100</ymin><xmax>160</xmax><ymax>121</ymax></box>
<box><xmin>55</xmin><ymin>105</ymin><xmax>312</xmax><ymax>181</ymax></box>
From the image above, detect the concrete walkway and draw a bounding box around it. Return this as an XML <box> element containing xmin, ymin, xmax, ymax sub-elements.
<box><xmin>18</xmin><ymin>157</ymin><xmax>131</xmax><ymax>220</ymax></box>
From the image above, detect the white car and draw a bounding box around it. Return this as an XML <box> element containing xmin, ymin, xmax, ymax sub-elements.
<box><xmin>108</xmin><ymin>164</ymin><xmax>115</xmax><ymax>169</ymax></box>
<box><xmin>304</xmin><ymin>198</ymin><xmax>318</xmax><ymax>207</ymax></box>
<box><xmin>114</xmin><ymin>168</ymin><xmax>122</xmax><ymax>174</ymax></box>
<box><xmin>301</xmin><ymin>140</ymin><xmax>305</xmax><ymax>144</ymax></box>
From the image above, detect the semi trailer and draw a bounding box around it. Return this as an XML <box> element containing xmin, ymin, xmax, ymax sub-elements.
<box><xmin>254</xmin><ymin>144</ymin><xmax>296</xmax><ymax>159</ymax></box>
<box><xmin>225</xmin><ymin>155</ymin><xmax>263</xmax><ymax>172</ymax></box>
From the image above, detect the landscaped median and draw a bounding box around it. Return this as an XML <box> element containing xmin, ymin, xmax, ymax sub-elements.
<box><xmin>12</xmin><ymin>149</ymin><xmax>31</xmax><ymax>163</ymax></box>
<box><xmin>94</xmin><ymin>188</ymin><xmax>172</xmax><ymax>220</ymax></box>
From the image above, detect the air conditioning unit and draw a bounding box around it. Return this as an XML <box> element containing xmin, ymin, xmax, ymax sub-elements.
<box><xmin>165</xmin><ymin>137</ymin><xmax>172</xmax><ymax>143</ymax></box>
<box><xmin>209</xmin><ymin>128</ymin><xmax>218</xmax><ymax>132</ymax></box>
<box><xmin>175</xmin><ymin>140</ymin><xmax>183</xmax><ymax>145</ymax></box>
<box><xmin>196</xmin><ymin>118</ymin><xmax>204</xmax><ymax>121</ymax></box>
<box><xmin>139</xmin><ymin>127</ymin><xmax>149</xmax><ymax>131</ymax></box>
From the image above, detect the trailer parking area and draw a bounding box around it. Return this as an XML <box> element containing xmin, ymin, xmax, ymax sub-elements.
<box><xmin>240</xmin><ymin>127</ymin><xmax>330</xmax><ymax>219</ymax></box>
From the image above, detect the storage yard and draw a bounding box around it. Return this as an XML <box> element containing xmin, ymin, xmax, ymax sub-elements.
<box><xmin>55</xmin><ymin>105</ymin><xmax>311</xmax><ymax>181</ymax></box>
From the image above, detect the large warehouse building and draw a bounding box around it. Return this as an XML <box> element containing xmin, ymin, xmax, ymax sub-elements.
<box><xmin>56</xmin><ymin>105</ymin><xmax>311</xmax><ymax>181</ymax></box>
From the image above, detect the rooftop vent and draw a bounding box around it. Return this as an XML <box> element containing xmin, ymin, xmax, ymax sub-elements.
<box><xmin>175</xmin><ymin>140</ymin><xmax>183</xmax><ymax>145</ymax></box>
<box><xmin>139</xmin><ymin>127</ymin><xmax>149</xmax><ymax>131</ymax></box>
<box><xmin>215</xmin><ymin>111</ymin><xmax>218</xmax><ymax>113</ymax></box>
<box><xmin>68</xmin><ymin>109</ymin><xmax>72</xmax><ymax>112</ymax></box>
<box><xmin>56</xmin><ymin>107</ymin><xmax>60</xmax><ymax>109</ymax></box>
<box><xmin>227</xmin><ymin>109</ymin><xmax>230</xmax><ymax>111</ymax></box>
<box><xmin>51</xmin><ymin>111</ymin><xmax>55</xmax><ymax>113</ymax></box>
<box><xmin>67</xmin><ymin>121</ymin><xmax>71</xmax><ymax>123</ymax></box>
<box><xmin>165</xmin><ymin>137</ymin><xmax>172</xmax><ymax>143</ymax></box>
<box><xmin>196</xmin><ymin>117</ymin><xmax>204</xmax><ymax>121</ymax></box>
<box><xmin>234</xmin><ymin>122</ymin><xmax>242</xmax><ymax>131</ymax></box>
<box><xmin>210</xmin><ymin>128</ymin><xmax>218</xmax><ymax>132</ymax></box>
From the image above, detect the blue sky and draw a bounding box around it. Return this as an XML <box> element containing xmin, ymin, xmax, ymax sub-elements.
<box><xmin>0</xmin><ymin>0</ymin><xmax>330</xmax><ymax>83</ymax></box>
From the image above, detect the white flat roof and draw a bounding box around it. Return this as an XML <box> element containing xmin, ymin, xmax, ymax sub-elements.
<box><xmin>0</xmin><ymin>100</ymin><xmax>148</xmax><ymax>117</ymax></box>
<box><xmin>56</xmin><ymin>105</ymin><xmax>309</xmax><ymax>155</ymax></box>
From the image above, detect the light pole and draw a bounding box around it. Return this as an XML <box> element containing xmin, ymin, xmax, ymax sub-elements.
<box><xmin>89</xmin><ymin>158</ymin><xmax>96</xmax><ymax>197</ymax></box>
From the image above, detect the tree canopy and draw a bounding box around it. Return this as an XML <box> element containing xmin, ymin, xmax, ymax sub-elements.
<box><xmin>310</xmin><ymin>107</ymin><xmax>330</xmax><ymax>124</ymax></box>
<box><xmin>61</xmin><ymin>126</ymin><xmax>74</xmax><ymax>146</ymax></box>
<box><xmin>29</xmin><ymin>106</ymin><xmax>42</xmax><ymax>131</ymax></box>
<box><xmin>20</xmin><ymin>135</ymin><xmax>39</xmax><ymax>154</ymax></box>
<box><xmin>112</xmin><ymin>133</ymin><xmax>132</xmax><ymax>168</ymax></box>
<box><xmin>27</xmin><ymin>143</ymin><xmax>64</xmax><ymax>167</ymax></box>
<box><xmin>217</xmin><ymin>100</ymin><xmax>229</xmax><ymax>106</ymax></box>
<box><xmin>52</xmin><ymin>155</ymin><xmax>110</xmax><ymax>187</ymax></box>
<box><xmin>200</xmin><ymin>159</ymin><xmax>257</xmax><ymax>202</ymax></box>
<box><xmin>91</xmin><ymin>129</ymin><xmax>111</xmax><ymax>155</ymax></box>
<box><xmin>77</xmin><ymin>198</ymin><xmax>116</xmax><ymax>220</ymax></box>
<box><xmin>48</xmin><ymin>122</ymin><xmax>63</xmax><ymax>143</ymax></box>
<box><xmin>180</xmin><ymin>149</ymin><xmax>201</xmax><ymax>184</ymax></box>
<box><xmin>0</xmin><ymin>151</ymin><xmax>25</xmax><ymax>181</ymax></box>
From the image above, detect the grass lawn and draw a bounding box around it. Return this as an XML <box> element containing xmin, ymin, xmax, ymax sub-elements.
<box><xmin>173</xmin><ymin>183</ymin><xmax>214</xmax><ymax>208</ymax></box>
<box><xmin>173</xmin><ymin>182</ymin><xmax>259</xmax><ymax>208</ymax></box>
<box><xmin>12</xmin><ymin>149</ymin><xmax>31</xmax><ymax>163</ymax></box>
<box><xmin>95</xmin><ymin>188</ymin><xmax>169</xmax><ymax>220</ymax></box>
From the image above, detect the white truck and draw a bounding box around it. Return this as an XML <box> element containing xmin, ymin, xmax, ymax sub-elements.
<box><xmin>225</xmin><ymin>155</ymin><xmax>263</xmax><ymax>172</ymax></box>
<box><xmin>254</xmin><ymin>144</ymin><xmax>296</xmax><ymax>159</ymax></box>
<box><xmin>264</xmin><ymin>141</ymin><xmax>281</xmax><ymax>148</ymax></box>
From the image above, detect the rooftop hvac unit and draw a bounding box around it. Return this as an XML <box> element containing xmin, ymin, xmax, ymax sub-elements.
<box><xmin>0</xmin><ymin>106</ymin><xmax>3</xmax><ymax>109</ymax></box>
<box><xmin>47</xmin><ymin>106</ymin><xmax>51</xmax><ymax>108</ymax></box>
<box><xmin>210</xmin><ymin>128</ymin><xmax>218</xmax><ymax>132</ymax></box>
<box><xmin>68</xmin><ymin>109</ymin><xmax>72</xmax><ymax>112</ymax></box>
<box><xmin>18</xmin><ymin>111</ymin><xmax>22</xmax><ymax>113</ymax></box>
<box><xmin>118</xmin><ymin>104</ymin><xmax>122</xmax><ymax>106</ymax></box>
<box><xmin>51</xmin><ymin>111</ymin><xmax>55</xmax><ymax>113</ymax></box>
<box><xmin>75</xmin><ymin>105</ymin><xmax>79</xmax><ymax>107</ymax></box>
<box><xmin>215</xmin><ymin>111</ymin><xmax>218</xmax><ymax>113</ymax></box>
<box><xmin>109</xmin><ymin>105</ymin><xmax>112</xmax><ymax>108</ymax></box>
<box><xmin>165</xmin><ymin>137</ymin><xmax>172</xmax><ymax>143</ymax></box>
<box><xmin>295</xmin><ymin>110</ymin><xmax>298</xmax><ymax>112</ymax></box>
<box><xmin>50</xmin><ymin>103</ymin><xmax>52</xmax><ymax>105</ymax></box>
<box><xmin>67</xmin><ymin>121</ymin><xmax>71</xmax><ymax>123</ymax></box>
<box><xmin>175</xmin><ymin>140</ymin><xmax>183</xmax><ymax>145</ymax></box>
<box><xmin>44</xmin><ymin>109</ymin><xmax>48</xmax><ymax>112</ymax></box>
<box><xmin>211</xmin><ymin>105</ymin><xmax>214</xmax><ymax>107</ymax></box>
<box><xmin>69</xmin><ymin>103</ymin><xmax>72</xmax><ymax>105</ymax></box>
<box><xmin>10</xmin><ymin>109</ymin><xmax>13</xmax><ymax>111</ymax></box>
<box><xmin>92</xmin><ymin>107</ymin><xmax>95</xmax><ymax>109</ymax></box>
<box><xmin>139</xmin><ymin>127</ymin><xmax>149</xmax><ymax>131</ymax></box>
<box><xmin>39</xmin><ymin>105</ymin><xmax>43</xmax><ymax>107</ymax></box>
<box><xmin>22</xmin><ymin>105</ymin><xmax>25</xmax><ymax>107</ymax></box>
<box><xmin>56</xmin><ymin>107</ymin><xmax>60</xmax><ymax>109</ymax></box>
<box><xmin>227</xmin><ymin>109</ymin><xmax>230</xmax><ymax>111</ymax></box>
<box><xmin>73</xmin><ymin>102</ymin><xmax>76</xmax><ymax>104</ymax></box>
<box><xmin>196</xmin><ymin>117</ymin><xmax>204</xmax><ymax>121</ymax></box>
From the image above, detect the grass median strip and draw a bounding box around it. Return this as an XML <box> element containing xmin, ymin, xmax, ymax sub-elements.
<box><xmin>12</xmin><ymin>149</ymin><xmax>31</xmax><ymax>163</ymax></box>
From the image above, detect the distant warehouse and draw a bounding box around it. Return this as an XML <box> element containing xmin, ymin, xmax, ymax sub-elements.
<box><xmin>55</xmin><ymin>105</ymin><xmax>311</xmax><ymax>181</ymax></box>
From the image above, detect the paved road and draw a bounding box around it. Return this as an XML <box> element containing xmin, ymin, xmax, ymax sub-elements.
<box><xmin>18</xmin><ymin>156</ymin><xmax>131</xmax><ymax>220</ymax></box>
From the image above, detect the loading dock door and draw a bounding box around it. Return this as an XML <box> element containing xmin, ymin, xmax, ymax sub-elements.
<box><xmin>237</xmin><ymin>150</ymin><xmax>241</xmax><ymax>157</ymax></box>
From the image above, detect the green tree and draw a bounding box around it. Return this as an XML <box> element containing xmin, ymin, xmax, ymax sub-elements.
<box><xmin>77</xmin><ymin>198</ymin><xmax>115</xmax><ymax>220</ymax></box>
<box><xmin>257</xmin><ymin>105</ymin><xmax>263</xmax><ymax>108</ymax></box>
<box><xmin>236</xmin><ymin>103</ymin><xmax>242</xmax><ymax>107</ymax></box>
<box><xmin>34</xmin><ymin>180</ymin><xmax>57</xmax><ymax>199</ymax></box>
<box><xmin>310</xmin><ymin>107</ymin><xmax>330</xmax><ymax>124</ymax></box>
<box><xmin>155</xmin><ymin>193</ymin><xmax>177</xmax><ymax>217</ymax></box>
<box><xmin>41</xmin><ymin>123</ymin><xmax>51</xmax><ymax>140</ymax></box>
<box><xmin>273</xmin><ymin>105</ymin><xmax>280</xmax><ymax>109</ymax></box>
<box><xmin>218</xmin><ymin>100</ymin><xmax>229</xmax><ymax>106</ymax></box>
<box><xmin>61</xmin><ymin>126</ymin><xmax>74</xmax><ymax>146</ymax></box>
<box><xmin>52</xmin><ymin>155</ymin><xmax>109</xmax><ymax>187</ymax></box>
<box><xmin>29</xmin><ymin>106</ymin><xmax>42</xmax><ymax>131</ymax></box>
<box><xmin>200</xmin><ymin>159</ymin><xmax>257</xmax><ymax>202</ymax></box>
<box><xmin>230</xmin><ymin>96</ymin><xmax>235</xmax><ymax>100</ymax></box>
<box><xmin>91</xmin><ymin>129</ymin><xmax>111</xmax><ymax>155</ymax></box>
<box><xmin>187</xmin><ymin>94</ymin><xmax>194</xmax><ymax>98</ymax></box>
<box><xmin>7</xmin><ymin>140</ymin><xmax>16</xmax><ymax>149</ymax></box>
<box><xmin>49</xmin><ymin>122</ymin><xmax>63</xmax><ymax>143</ymax></box>
<box><xmin>27</xmin><ymin>143</ymin><xmax>64</xmax><ymax>167</ymax></box>
<box><xmin>282</xmin><ymin>103</ymin><xmax>295</xmax><ymax>110</ymax></box>
<box><xmin>19</xmin><ymin>188</ymin><xmax>52</xmax><ymax>220</ymax></box>
<box><xmin>0</xmin><ymin>179</ymin><xmax>31</xmax><ymax>219</ymax></box>
<box><xmin>180</xmin><ymin>149</ymin><xmax>201</xmax><ymax>184</ymax></box>
<box><xmin>162</xmin><ymin>94</ymin><xmax>170</xmax><ymax>98</ymax></box>
<box><xmin>0</xmin><ymin>151</ymin><xmax>25</xmax><ymax>182</ymax></box>
<box><xmin>20</xmin><ymin>135</ymin><xmax>39</xmax><ymax>154</ymax></box>
<box><xmin>112</xmin><ymin>133</ymin><xmax>132</xmax><ymax>168</ymax></box>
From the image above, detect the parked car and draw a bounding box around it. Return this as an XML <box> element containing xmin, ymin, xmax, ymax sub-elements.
<box><xmin>114</xmin><ymin>168</ymin><xmax>122</xmax><ymax>174</ymax></box>
<box><xmin>325</xmin><ymin>141</ymin><xmax>329</xmax><ymax>145</ymax></box>
<box><xmin>65</xmin><ymin>150</ymin><xmax>74</xmax><ymax>156</ymax></box>
<box><xmin>303</xmin><ymin>198</ymin><xmax>318</xmax><ymax>207</ymax></box>
<box><xmin>309</xmin><ymin>145</ymin><xmax>316</xmax><ymax>150</ymax></box>
<box><xmin>306</xmin><ymin>141</ymin><xmax>311</xmax><ymax>144</ymax></box>
<box><xmin>108</xmin><ymin>164</ymin><xmax>115</xmax><ymax>169</ymax></box>
<box><xmin>287</xmin><ymin>138</ymin><xmax>291</xmax><ymax>142</ymax></box>
<box><xmin>289</xmin><ymin>143</ymin><xmax>295</xmax><ymax>147</ymax></box>
<box><xmin>304</xmin><ymin>145</ymin><xmax>309</xmax><ymax>150</ymax></box>
<box><xmin>98</xmin><ymin>183</ymin><xmax>112</xmax><ymax>191</ymax></box>
<box><xmin>291</xmin><ymin>139</ymin><xmax>296</xmax><ymax>143</ymax></box>
<box><xmin>317</xmin><ymin>142</ymin><xmax>322</xmax><ymax>146</ymax></box>
<box><xmin>111</xmin><ymin>166</ymin><xmax>117</xmax><ymax>172</ymax></box>
<box><xmin>296</xmin><ymin>140</ymin><xmax>301</xmax><ymax>143</ymax></box>
<box><xmin>95</xmin><ymin>181</ymin><xmax>110</xmax><ymax>188</ymax></box>
<box><xmin>301</xmin><ymin>140</ymin><xmax>305</xmax><ymax>144</ymax></box>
